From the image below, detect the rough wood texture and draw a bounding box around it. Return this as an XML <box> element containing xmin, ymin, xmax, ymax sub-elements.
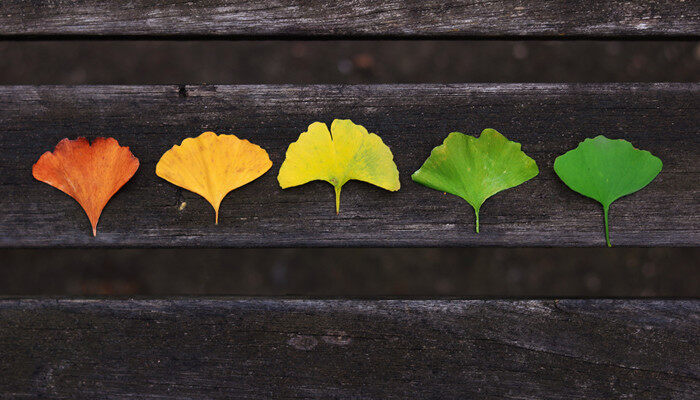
<box><xmin>0</xmin><ymin>298</ymin><xmax>697</xmax><ymax>399</ymax></box>
<box><xmin>0</xmin><ymin>1</ymin><xmax>698</xmax><ymax>38</ymax></box>
<box><xmin>1</xmin><ymin>84</ymin><xmax>698</xmax><ymax>247</ymax></box>
<box><xmin>0</xmin><ymin>84</ymin><xmax>697</xmax><ymax>247</ymax></box>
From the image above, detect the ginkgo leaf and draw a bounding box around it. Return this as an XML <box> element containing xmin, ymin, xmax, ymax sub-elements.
<box><xmin>277</xmin><ymin>119</ymin><xmax>400</xmax><ymax>213</ymax></box>
<box><xmin>412</xmin><ymin>129</ymin><xmax>538</xmax><ymax>233</ymax></box>
<box><xmin>32</xmin><ymin>137</ymin><xmax>139</xmax><ymax>236</ymax></box>
<box><xmin>554</xmin><ymin>135</ymin><xmax>662</xmax><ymax>247</ymax></box>
<box><xmin>156</xmin><ymin>131</ymin><xmax>272</xmax><ymax>224</ymax></box>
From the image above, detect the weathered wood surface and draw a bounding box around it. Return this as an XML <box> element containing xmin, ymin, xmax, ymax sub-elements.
<box><xmin>4</xmin><ymin>248</ymin><xmax>698</xmax><ymax>297</ymax></box>
<box><xmin>1</xmin><ymin>84</ymin><xmax>698</xmax><ymax>247</ymax></box>
<box><xmin>0</xmin><ymin>1</ymin><xmax>698</xmax><ymax>38</ymax></box>
<box><xmin>0</xmin><ymin>298</ymin><xmax>697</xmax><ymax>399</ymax></box>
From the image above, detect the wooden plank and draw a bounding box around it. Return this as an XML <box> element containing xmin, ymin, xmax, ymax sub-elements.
<box><xmin>0</xmin><ymin>0</ymin><xmax>698</xmax><ymax>39</ymax></box>
<box><xmin>0</xmin><ymin>298</ymin><xmax>697</xmax><ymax>398</ymax></box>
<box><xmin>0</xmin><ymin>84</ymin><xmax>697</xmax><ymax>247</ymax></box>
<box><xmin>3</xmin><ymin>248</ymin><xmax>698</xmax><ymax>297</ymax></box>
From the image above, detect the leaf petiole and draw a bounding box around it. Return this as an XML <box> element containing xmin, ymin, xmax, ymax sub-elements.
<box><xmin>474</xmin><ymin>206</ymin><xmax>480</xmax><ymax>234</ymax></box>
<box><xmin>603</xmin><ymin>204</ymin><xmax>610</xmax><ymax>247</ymax></box>
<box><xmin>334</xmin><ymin>185</ymin><xmax>342</xmax><ymax>214</ymax></box>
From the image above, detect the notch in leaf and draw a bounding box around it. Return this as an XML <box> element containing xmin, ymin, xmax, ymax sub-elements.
<box><xmin>412</xmin><ymin>129</ymin><xmax>538</xmax><ymax>233</ymax></box>
<box><xmin>554</xmin><ymin>135</ymin><xmax>662</xmax><ymax>247</ymax></box>
<box><xmin>32</xmin><ymin>137</ymin><xmax>139</xmax><ymax>236</ymax></box>
<box><xmin>277</xmin><ymin>119</ymin><xmax>400</xmax><ymax>213</ymax></box>
<box><xmin>156</xmin><ymin>131</ymin><xmax>272</xmax><ymax>224</ymax></box>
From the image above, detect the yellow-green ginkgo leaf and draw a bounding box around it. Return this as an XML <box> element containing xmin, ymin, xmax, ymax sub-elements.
<box><xmin>278</xmin><ymin>119</ymin><xmax>400</xmax><ymax>213</ymax></box>
<box><xmin>412</xmin><ymin>129</ymin><xmax>539</xmax><ymax>233</ymax></box>
<box><xmin>156</xmin><ymin>131</ymin><xmax>272</xmax><ymax>224</ymax></box>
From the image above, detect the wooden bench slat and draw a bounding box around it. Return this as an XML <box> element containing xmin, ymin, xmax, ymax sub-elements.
<box><xmin>0</xmin><ymin>84</ymin><xmax>697</xmax><ymax>247</ymax></box>
<box><xmin>1</xmin><ymin>0</ymin><xmax>698</xmax><ymax>38</ymax></box>
<box><xmin>0</xmin><ymin>298</ymin><xmax>697</xmax><ymax>398</ymax></box>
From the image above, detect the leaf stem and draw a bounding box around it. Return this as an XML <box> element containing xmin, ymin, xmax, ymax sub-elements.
<box><xmin>474</xmin><ymin>207</ymin><xmax>480</xmax><ymax>234</ymax></box>
<box><xmin>603</xmin><ymin>204</ymin><xmax>610</xmax><ymax>247</ymax></box>
<box><xmin>334</xmin><ymin>186</ymin><xmax>341</xmax><ymax>214</ymax></box>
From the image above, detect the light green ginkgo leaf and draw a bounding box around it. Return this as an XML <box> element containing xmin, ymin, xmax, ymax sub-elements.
<box><xmin>554</xmin><ymin>135</ymin><xmax>662</xmax><ymax>247</ymax></box>
<box><xmin>411</xmin><ymin>129</ymin><xmax>539</xmax><ymax>233</ymax></box>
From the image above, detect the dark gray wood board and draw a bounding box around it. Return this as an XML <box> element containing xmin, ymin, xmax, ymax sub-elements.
<box><xmin>0</xmin><ymin>0</ymin><xmax>698</xmax><ymax>38</ymax></box>
<box><xmin>0</xmin><ymin>84</ymin><xmax>698</xmax><ymax>247</ymax></box>
<box><xmin>0</xmin><ymin>298</ymin><xmax>697</xmax><ymax>399</ymax></box>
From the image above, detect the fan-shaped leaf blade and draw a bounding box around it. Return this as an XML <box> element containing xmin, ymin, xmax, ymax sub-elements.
<box><xmin>412</xmin><ymin>129</ymin><xmax>538</xmax><ymax>232</ymax></box>
<box><xmin>156</xmin><ymin>131</ymin><xmax>272</xmax><ymax>224</ymax></box>
<box><xmin>554</xmin><ymin>135</ymin><xmax>662</xmax><ymax>246</ymax></box>
<box><xmin>278</xmin><ymin>119</ymin><xmax>400</xmax><ymax>213</ymax></box>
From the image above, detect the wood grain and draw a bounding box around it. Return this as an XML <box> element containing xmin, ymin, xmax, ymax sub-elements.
<box><xmin>0</xmin><ymin>84</ymin><xmax>697</xmax><ymax>247</ymax></box>
<box><xmin>0</xmin><ymin>0</ymin><xmax>698</xmax><ymax>38</ymax></box>
<box><xmin>0</xmin><ymin>298</ymin><xmax>697</xmax><ymax>399</ymax></box>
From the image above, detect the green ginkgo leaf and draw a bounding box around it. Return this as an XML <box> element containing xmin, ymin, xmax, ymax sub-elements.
<box><xmin>412</xmin><ymin>129</ymin><xmax>539</xmax><ymax>233</ymax></box>
<box><xmin>554</xmin><ymin>135</ymin><xmax>662</xmax><ymax>247</ymax></box>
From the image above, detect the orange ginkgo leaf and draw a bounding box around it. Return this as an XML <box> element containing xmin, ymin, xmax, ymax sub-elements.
<box><xmin>32</xmin><ymin>137</ymin><xmax>139</xmax><ymax>236</ymax></box>
<box><xmin>156</xmin><ymin>131</ymin><xmax>272</xmax><ymax>224</ymax></box>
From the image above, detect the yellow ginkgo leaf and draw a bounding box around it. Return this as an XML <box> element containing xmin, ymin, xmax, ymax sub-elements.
<box><xmin>278</xmin><ymin>119</ymin><xmax>400</xmax><ymax>213</ymax></box>
<box><xmin>156</xmin><ymin>131</ymin><xmax>272</xmax><ymax>224</ymax></box>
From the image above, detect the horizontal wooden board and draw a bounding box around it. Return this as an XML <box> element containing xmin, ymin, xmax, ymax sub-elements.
<box><xmin>0</xmin><ymin>84</ymin><xmax>697</xmax><ymax>247</ymax></box>
<box><xmin>0</xmin><ymin>0</ymin><xmax>698</xmax><ymax>38</ymax></box>
<box><xmin>3</xmin><ymin>248</ymin><xmax>698</xmax><ymax>297</ymax></box>
<box><xmin>0</xmin><ymin>298</ymin><xmax>697</xmax><ymax>399</ymax></box>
